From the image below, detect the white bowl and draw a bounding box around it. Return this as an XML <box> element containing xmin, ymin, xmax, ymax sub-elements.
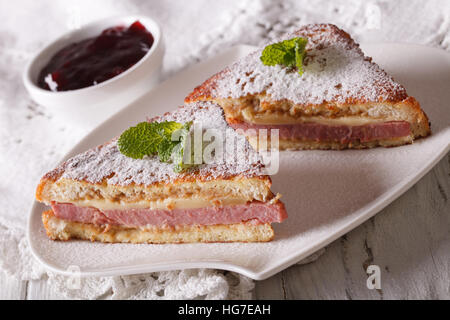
<box><xmin>23</xmin><ymin>15</ymin><xmax>164</xmax><ymax>128</ymax></box>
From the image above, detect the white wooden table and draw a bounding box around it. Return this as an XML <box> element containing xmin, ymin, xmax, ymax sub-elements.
<box><xmin>0</xmin><ymin>0</ymin><xmax>449</xmax><ymax>300</ymax></box>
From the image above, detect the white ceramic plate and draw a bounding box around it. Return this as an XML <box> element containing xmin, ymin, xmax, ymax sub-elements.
<box><xmin>28</xmin><ymin>44</ymin><xmax>450</xmax><ymax>280</ymax></box>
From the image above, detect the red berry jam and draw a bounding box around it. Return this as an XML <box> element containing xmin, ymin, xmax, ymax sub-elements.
<box><xmin>38</xmin><ymin>21</ymin><xmax>154</xmax><ymax>91</ymax></box>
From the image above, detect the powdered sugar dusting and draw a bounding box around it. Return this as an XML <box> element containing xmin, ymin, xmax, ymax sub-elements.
<box><xmin>60</xmin><ymin>102</ymin><xmax>265</xmax><ymax>186</ymax></box>
<box><xmin>213</xmin><ymin>24</ymin><xmax>407</xmax><ymax>104</ymax></box>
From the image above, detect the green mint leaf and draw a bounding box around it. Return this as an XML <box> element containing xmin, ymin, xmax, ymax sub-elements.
<box><xmin>118</xmin><ymin>121</ymin><xmax>184</xmax><ymax>160</ymax></box>
<box><xmin>118</xmin><ymin>122</ymin><xmax>159</xmax><ymax>159</ymax></box>
<box><xmin>118</xmin><ymin>120</ymin><xmax>197</xmax><ymax>173</ymax></box>
<box><xmin>260</xmin><ymin>37</ymin><xmax>308</xmax><ymax>75</ymax></box>
<box><xmin>260</xmin><ymin>38</ymin><xmax>296</xmax><ymax>67</ymax></box>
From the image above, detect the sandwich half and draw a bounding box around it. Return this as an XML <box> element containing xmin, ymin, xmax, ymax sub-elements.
<box><xmin>185</xmin><ymin>24</ymin><xmax>431</xmax><ymax>150</ymax></box>
<box><xmin>36</xmin><ymin>102</ymin><xmax>287</xmax><ymax>243</ymax></box>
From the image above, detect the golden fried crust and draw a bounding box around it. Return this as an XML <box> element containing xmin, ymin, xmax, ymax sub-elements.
<box><xmin>36</xmin><ymin>174</ymin><xmax>273</xmax><ymax>206</ymax></box>
<box><xmin>42</xmin><ymin>210</ymin><xmax>275</xmax><ymax>243</ymax></box>
<box><xmin>185</xmin><ymin>68</ymin><xmax>228</xmax><ymax>104</ymax></box>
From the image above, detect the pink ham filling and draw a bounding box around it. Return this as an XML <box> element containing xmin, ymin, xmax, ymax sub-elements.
<box><xmin>229</xmin><ymin>121</ymin><xmax>411</xmax><ymax>143</ymax></box>
<box><xmin>51</xmin><ymin>201</ymin><xmax>288</xmax><ymax>228</ymax></box>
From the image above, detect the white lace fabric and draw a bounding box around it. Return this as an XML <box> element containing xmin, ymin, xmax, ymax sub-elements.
<box><xmin>0</xmin><ymin>0</ymin><xmax>448</xmax><ymax>299</ymax></box>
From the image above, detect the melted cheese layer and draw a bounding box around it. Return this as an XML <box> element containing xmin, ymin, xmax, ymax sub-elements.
<box><xmin>241</xmin><ymin>107</ymin><xmax>386</xmax><ymax>126</ymax></box>
<box><xmin>67</xmin><ymin>197</ymin><xmax>248</xmax><ymax>211</ymax></box>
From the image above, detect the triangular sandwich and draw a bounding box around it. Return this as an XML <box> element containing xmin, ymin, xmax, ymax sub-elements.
<box><xmin>185</xmin><ymin>24</ymin><xmax>430</xmax><ymax>150</ymax></box>
<box><xmin>36</xmin><ymin>102</ymin><xmax>287</xmax><ymax>243</ymax></box>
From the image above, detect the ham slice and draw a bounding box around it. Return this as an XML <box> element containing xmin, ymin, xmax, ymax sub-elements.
<box><xmin>230</xmin><ymin>121</ymin><xmax>411</xmax><ymax>143</ymax></box>
<box><xmin>51</xmin><ymin>201</ymin><xmax>287</xmax><ymax>228</ymax></box>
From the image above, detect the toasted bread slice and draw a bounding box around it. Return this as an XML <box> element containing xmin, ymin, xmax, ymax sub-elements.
<box><xmin>36</xmin><ymin>102</ymin><xmax>286</xmax><ymax>243</ymax></box>
<box><xmin>185</xmin><ymin>24</ymin><xmax>430</xmax><ymax>150</ymax></box>
<box><xmin>42</xmin><ymin>210</ymin><xmax>274</xmax><ymax>243</ymax></box>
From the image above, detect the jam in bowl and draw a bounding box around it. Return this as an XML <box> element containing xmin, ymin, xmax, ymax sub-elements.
<box><xmin>38</xmin><ymin>21</ymin><xmax>154</xmax><ymax>92</ymax></box>
<box><xmin>23</xmin><ymin>15</ymin><xmax>163</xmax><ymax>128</ymax></box>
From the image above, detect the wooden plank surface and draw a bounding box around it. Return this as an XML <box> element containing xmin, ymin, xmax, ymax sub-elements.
<box><xmin>26</xmin><ymin>279</ymin><xmax>67</xmax><ymax>300</ymax></box>
<box><xmin>0</xmin><ymin>273</ymin><xmax>27</xmax><ymax>300</ymax></box>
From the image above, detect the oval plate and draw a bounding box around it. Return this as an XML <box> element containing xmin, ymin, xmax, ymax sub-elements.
<box><xmin>28</xmin><ymin>44</ymin><xmax>450</xmax><ymax>280</ymax></box>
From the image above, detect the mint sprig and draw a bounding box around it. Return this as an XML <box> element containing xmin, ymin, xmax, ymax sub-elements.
<box><xmin>260</xmin><ymin>37</ymin><xmax>308</xmax><ymax>75</ymax></box>
<box><xmin>117</xmin><ymin>120</ymin><xmax>194</xmax><ymax>172</ymax></box>
<box><xmin>117</xmin><ymin>122</ymin><xmax>158</xmax><ymax>159</ymax></box>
